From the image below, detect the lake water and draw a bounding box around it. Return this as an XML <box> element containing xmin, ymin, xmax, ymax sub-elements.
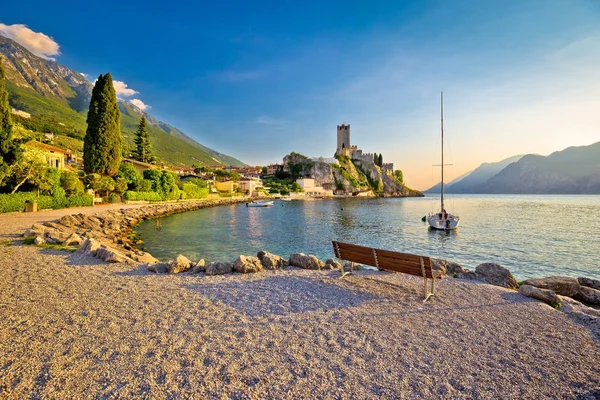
<box><xmin>135</xmin><ymin>195</ymin><xmax>600</xmax><ymax>280</ymax></box>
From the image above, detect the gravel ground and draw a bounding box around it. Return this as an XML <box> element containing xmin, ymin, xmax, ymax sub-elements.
<box><xmin>1</xmin><ymin>209</ymin><xmax>599</xmax><ymax>399</ymax></box>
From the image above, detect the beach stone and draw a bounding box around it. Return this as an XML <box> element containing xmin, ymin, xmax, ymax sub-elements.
<box><xmin>148</xmin><ymin>262</ymin><xmax>169</xmax><ymax>273</ymax></box>
<box><xmin>76</xmin><ymin>238</ymin><xmax>102</xmax><ymax>256</ymax></box>
<box><xmin>234</xmin><ymin>255</ymin><xmax>263</xmax><ymax>274</ymax></box>
<box><xmin>64</xmin><ymin>233</ymin><xmax>83</xmax><ymax>246</ymax></box>
<box><xmin>33</xmin><ymin>235</ymin><xmax>46</xmax><ymax>245</ymax></box>
<box><xmin>289</xmin><ymin>253</ymin><xmax>325</xmax><ymax>270</ymax></box>
<box><xmin>131</xmin><ymin>251</ymin><xmax>159</xmax><ymax>264</ymax></box>
<box><xmin>431</xmin><ymin>259</ymin><xmax>447</xmax><ymax>275</ymax></box>
<box><xmin>260</xmin><ymin>252</ymin><xmax>288</xmax><ymax>270</ymax></box>
<box><xmin>96</xmin><ymin>245</ymin><xmax>130</xmax><ymax>263</ymax></box>
<box><xmin>325</xmin><ymin>259</ymin><xmax>342</xmax><ymax>270</ymax></box>
<box><xmin>574</xmin><ymin>286</ymin><xmax>600</xmax><ymax>305</ymax></box>
<box><xmin>58</xmin><ymin>214</ymin><xmax>81</xmax><ymax>227</ymax></box>
<box><xmin>169</xmin><ymin>254</ymin><xmax>193</xmax><ymax>274</ymax></box>
<box><xmin>519</xmin><ymin>284</ymin><xmax>561</xmax><ymax>308</ymax></box>
<box><xmin>525</xmin><ymin>276</ymin><xmax>580</xmax><ymax>297</ymax></box>
<box><xmin>256</xmin><ymin>250</ymin><xmax>267</xmax><ymax>260</ymax></box>
<box><xmin>578</xmin><ymin>277</ymin><xmax>600</xmax><ymax>290</ymax></box>
<box><xmin>474</xmin><ymin>263</ymin><xmax>518</xmax><ymax>289</ymax></box>
<box><xmin>191</xmin><ymin>259</ymin><xmax>206</xmax><ymax>273</ymax></box>
<box><xmin>205</xmin><ymin>261</ymin><xmax>233</xmax><ymax>276</ymax></box>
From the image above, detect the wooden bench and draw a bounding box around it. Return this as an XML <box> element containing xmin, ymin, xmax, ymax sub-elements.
<box><xmin>331</xmin><ymin>240</ymin><xmax>442</xmax><ymax>302</ymax></box>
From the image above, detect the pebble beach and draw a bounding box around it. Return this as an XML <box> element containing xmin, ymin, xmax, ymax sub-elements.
<box><xmin>1</xmin><ymin>204</ymin><xmax>600</xmax><ymax>399</ymax></box>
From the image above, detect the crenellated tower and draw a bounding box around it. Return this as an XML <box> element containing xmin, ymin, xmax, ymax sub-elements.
<box><xmin>336</xmin><ymin>123</ymin><xmax>351</xmax><ymax>155</ymax></box>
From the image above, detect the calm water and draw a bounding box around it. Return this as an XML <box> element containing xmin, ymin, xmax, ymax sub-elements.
<box><xmin>135</xmin><ymin>195</ymin><xmax>600</xmax><ymax>280</ymax></box>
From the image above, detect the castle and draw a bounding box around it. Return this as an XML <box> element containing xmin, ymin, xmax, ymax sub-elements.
<box><xmin>335</xmin><ymin>123</ymin><xmax>394</xmax><ymax>173</ymax></box>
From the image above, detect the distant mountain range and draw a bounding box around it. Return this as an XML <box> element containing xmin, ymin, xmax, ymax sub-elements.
<box><xmin>426</xmin><ymin>143</ymin><xmax>600</xmax><ymax>194</ymax></box>
<box><xmin>0</xmin><ymin>35</ymin><xmax>245</xmax><ymax>167</ymax></box>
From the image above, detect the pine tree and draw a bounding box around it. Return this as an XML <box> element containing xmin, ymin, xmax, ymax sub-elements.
<box><xmin>132</xmin><ymin>115</ymin><xmax>152</xmax><ymax>163</ymax></box>
<box><xmin>378</xmin><ymin>154</ymin><xmax>383</xmax><ymax>167</ymax></box>
<box><xmin>0</xmin><ymin>56</ymin><xmax>21</xmax><ymax>187</ymax></box>
<box><xmin>83</xmin><ymin>73</ymin><xmax>122</xmax><ymax>176</ymax></box>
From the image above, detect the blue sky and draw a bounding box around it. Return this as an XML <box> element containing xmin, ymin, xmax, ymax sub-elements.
<box><xmin>1</xmin><ymin>0</ymin><xmax>599</xmax><ymax>189</ymax></box>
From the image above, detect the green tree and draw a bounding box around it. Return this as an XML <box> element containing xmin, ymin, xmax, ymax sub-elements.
<box><xmin>131</xmin><ymin>115</ymin><xmax>152</xmax><ymax>163</ymax></box>
<box><xmin>9</xmin><ymin>146</ymin><xmax>48</xmax><ymax>193</ymax></box>
<box><xmin>114</xmin><ymin>177</ymin><xmax>128</xmax><ymax>194</ymax></box>
<box><xmin>97</xmin><ymin>176</ymin><xmax>115</xmax><ymax>197</ymax></box>
<box><xmin>60</xmin><ymin>171</ymin><xmax>84</xmax><ymax>196</ymax></box>
<box><xmin>118</xmin><ymin>163</ymin><xmax>143</xmax><ymax>190</ymax></box>
<box><xmin>378</xmin><ymin>154</ymin><xmax>383</xmax><ymax>167</ymax></box>
<box><xmin>261</xmin><ymin>166</ymin><xmax>268</xmax><ymax>174</ymax></box>
<box><xmin>373</xmin><ymin>153</ymin><xmax>378</xmax><ymax>165</ymax></box>
<box><xmin>83</xmin><ymin>73</ymin><xmax>122</xmax><ymax>176</ymax></box>
<box><xmin>394</xmin><ymin>169</ymin><xmax>404</xmax><ymax>185</ymax></box>
<box><xmin>0</xmin><ymin>56</ymin><xmax>22</xmax><ymax>187</ymax></box>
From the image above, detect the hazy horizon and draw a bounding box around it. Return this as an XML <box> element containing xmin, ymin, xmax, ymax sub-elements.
<box><xmin>2</xmin><ymin>0</ymin><xmax>599</xmax><ymax>190</ymax></box>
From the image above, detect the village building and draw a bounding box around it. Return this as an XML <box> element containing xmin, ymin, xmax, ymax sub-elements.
<box><xmin>26</xmin><ymin>141</ymin><xmax>71</xmax><ymax>170</ymax></box>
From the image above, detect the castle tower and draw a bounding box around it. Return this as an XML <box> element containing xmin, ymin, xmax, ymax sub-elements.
<box><xmin>336</xmin><ymin>123</ymin><xmax>350</xmax><ymax>154</ymax></box>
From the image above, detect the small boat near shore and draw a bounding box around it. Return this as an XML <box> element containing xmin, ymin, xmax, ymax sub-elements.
<box><xmin>246</xmin><ymin>200</ymin><xmax>274</xmax><ymax>207</ymax></box>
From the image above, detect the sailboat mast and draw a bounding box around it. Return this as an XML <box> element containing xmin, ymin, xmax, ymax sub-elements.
<box><xmin>440</xmin><ymin>92</ymin><xmax>444</xmax><ymax>213</ymax></box>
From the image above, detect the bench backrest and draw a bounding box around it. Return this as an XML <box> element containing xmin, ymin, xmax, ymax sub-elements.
<box><xmin>331</xmin><ymin>240</ymin><xmax>434</xmax><ymax>279</ymax></box>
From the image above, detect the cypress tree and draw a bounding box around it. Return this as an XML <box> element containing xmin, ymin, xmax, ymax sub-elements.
<box><xmin>84</xmin><ymin>73</ymin><xmax>122</xmax><ymax>176</ymax></box>
<box><xmin>373</xmin><ymin>153</ymin><xmax>378</xmax><ymax>165</ymax></box>
<box><xmin>132</xmin><ymin>115</ymin><xmax>152</xmax><ymax>163</ymax></box>
<box><xmin>0</xmin><ymin>56</ymin><xmax>21</xmax><ymax>187</ymax></box>
<box><xmin>378</xmin><ymin>154</ymin><xmax>383</xmax><ymax>167</ymax></box>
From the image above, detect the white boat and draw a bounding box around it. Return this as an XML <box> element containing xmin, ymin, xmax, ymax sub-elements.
<box><xmin>428</xmin><ymin>92</ymin><xmax>460</xmax><ymax>231</ymax></box>
<box><xmin>246</xmin><ymin>200</ymin><xmax>274</xmax><ymax>207</ymax></box>
<box><xmin>280</xmin><ymin>197</ymin><xmax>293</xmax><ymax>201</ymax></box>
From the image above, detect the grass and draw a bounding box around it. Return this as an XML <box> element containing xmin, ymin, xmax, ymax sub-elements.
<box><xmin>22</xmin><ymin>236</ymin><xmax>77</xmax><ymax>252</ymax></box>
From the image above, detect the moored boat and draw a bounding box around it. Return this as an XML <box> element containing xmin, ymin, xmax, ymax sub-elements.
<box><xmin>246</xmin><ymin>200</ymin><xmax>274</xmax><ymax>207</ymax></box>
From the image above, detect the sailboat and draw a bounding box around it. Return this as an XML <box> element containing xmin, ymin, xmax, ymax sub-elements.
<box><xmin>428</xmin><ymin>92</ymin><xmax>460</xmax><ymax>230</ymax></box>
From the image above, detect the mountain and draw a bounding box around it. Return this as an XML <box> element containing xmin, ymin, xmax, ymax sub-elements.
<box><xmin>0</xmin><ymin>35</ymin><xmax>245</xmax><ymax>167</ymax></box>
<box><xmin>425</xmin><ymin>154</ymin><xmax>524</xmax><ymax>193</ymax></box>
<box><xmin>478</xmin><ymin>142</ymin><xmax>600</xmax><ymax>194</ymax></box>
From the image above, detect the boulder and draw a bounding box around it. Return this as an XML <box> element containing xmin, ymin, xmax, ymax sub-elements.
<box><xmin>147</xmin><ymin>262</ymin><xmax>169</xmax><ymax>274</ymax></box>
<box><xmin>518</xmin><ymin>284</ymin><xmax>561</xmax><ymax>308</ymax></box>
<box><xmin>169</xmin><ymin>254</ymin><xmax>193</xmax><ymax>274</ymax></box>
<box><xmin>76</xmin><ymin>238</ymin><xmax>102</xmax><ymax>256</ymax></box>
<box><xmin>574</xmin><ymin>286</ymin><xmax>600</xmax><ymax>306</ymax></box>
<box><xmin>474</xmin><ymin>263</ymin><xmax>518</xmax><ymax>289</ymax></box>
<box><xmin>289</xmin><ymin>253</ymin><xmax>325</xmax><ymax>270</ymax></box>
<box><xmin>431</xmin><ymin>259</ymin><xmax>447</xmax><ymax>275</ymax></box>
<box><xmin>191</xmin><ymin>259</ymin><xmax>206</xmax><ymax>274</ymax></box>
<box><xmin>24</xmin><ymin>224</ymin><xmax>47</xmax><ymax>237</ymax></box>
<box><xmin>578</xmin><ymin>277</ymin><xmax>600</xmax><ymax>290</ymax></box>
<box><xmin>234</xmin><ymin>255</ymin><xmax>263</xmax><ymax>274</ymax></box>
<box><xmin>58</xmin><ymin>214</ymin><xmax>81</xmax><ymax>227</ymax></box>
<box><xmin>325</xmin><ymin>259</ymin><xmax>342</xmax><ymax>270</ymax></box>
<box><xmin>260</xmin><ymin>252</ymin><xmax>288</xmax><ymax>270</ymax></box>
<box><xmin>96</xmin><ymin>245</ymin><xmax>131</xmax><ymax>263</ymax></box>
<box><xmin>205</xmin><ymin>261</ymin><xmax>233</xmax><ymax>276</ymax></box>
<box><xmin>131</xmin><ymin>251</ymin><xmax>159</xmax><ymax>264</ymax></box>
<box><xmin>64</xmin><ymin>233</ymin><xmax>83</xmax><ymax>247</ymax></box>
<box><xmin>524</xmin><ymin>276</ymin><xmax>580</xmax><ymax>297</ymax></box>
<box><xmin>33</xmin><ymin>235</ymin><xmax>47</xmax><ymax>245</ymax></box>
<box><xmin>256</xmin><ymin>250</ymin><xmax>267</xmax><ymax>260</ymax></box>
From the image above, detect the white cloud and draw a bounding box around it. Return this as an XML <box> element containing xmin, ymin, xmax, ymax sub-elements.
<box><xmin>0</xmin><ymin>23</ymin><xmax>60</xmax><ymax>60</ymax></box>
<box><xmin>129</xmin><ymin>98</ymin><xmax>150</xmax><ymax>111</ymax></box>
<box><xmin>112</xmin><ymin>80</ymin><xmax>138</xmax><ymax>97</ymax></box>
<box><xmin>254</xmin><ymin>115</ymin><xmax>286</xmax><ymax>126</ymax></box>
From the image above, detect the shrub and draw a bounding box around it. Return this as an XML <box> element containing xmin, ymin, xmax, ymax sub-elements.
<box><xmin>118</xmin><ymin>162</ymin><xmax>143</xmax><ymax>190</ymax></box>
<box><xmin>0</xmin><ymin>192</ymin><xmax>53</xmax><ymax>213</ymax></box>
<box><xmin>182</xmin><ymin>182</ymin><xmax>209</xmax><ymax>199</ymax></box>
<box><xmin>67</xmin><ymin>194</ymin><xmax>93</xmax><ymax>208</ymax></box>
<box><xmin>52</xmin><ymin>187</ymin><xmax>68</xmax><ymax>209</ymax></box>
<box><xmin>124</xmin><ymin>191</ymin><xmax>162</xmax><ymax>202</ymax></box>
<box><xmin>60</xmin><ymin>171</ymin><xmax>84</xmax><ymax>196</ymax></box>
<box><xmin>114</xmin><ymin>177</ymin><xmax>128</xmax><ymax>194</ymax></box>
<box><xmin>139</xmin><ymin>179</ymin><xmax>153</xmax><ymax>192</ymax></box>
<box><xmin>108</xmin><ymin>193</ymin><xmax>121</xmax><ymax>203</ymax></box>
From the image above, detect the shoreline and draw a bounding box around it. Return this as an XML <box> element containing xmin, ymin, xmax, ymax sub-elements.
<box><xmin>1</xmin><ymin>202</ymin><xmax>600</xmax><ymax>398</ymax></box>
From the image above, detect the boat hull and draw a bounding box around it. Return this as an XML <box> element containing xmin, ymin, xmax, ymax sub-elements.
<box><xmin>428</xmin><ymin>214</ymin><xmax>459</xmax><ymax>230</ymax></box>
<box><xmin>246</xmin><ymin>201</ymin><xmax>274</xmax><ymax>207</ymax></box>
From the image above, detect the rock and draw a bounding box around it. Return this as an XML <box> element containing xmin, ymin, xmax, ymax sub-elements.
<box><xmin>191</xmin><ymin>259</ymin><xmax>206</xmax><ymax>273</ymax></box>
<box><xmin>525</xmin><ymin>276</ymin><xmax>580</xmax><ymax>297</ymax></box>
<box><xmin>147</xmin><ymin>262</ymin><xmax>169</xmax><ymax>273</ymax></box>
<box><xmin>58</xmin><ymin>214</ymin><xmax>81</xmax><ymax>227</ymax></box>
<box><xmin>64</xmin><ymin>233</ymin><xmax>83</xmax><ymax>246</ymax></box>
<box><xmin>474</xmin><ymin>263</ymin><xmax>518</xmax><ymax>289</ymax></box>
<box><xmin>325</xmin><ymin>259</ymin><xmax>342</xmax><ymax>270</ymax></box>
<box><xmin>131</xmin><ymin>251</ymin><xmax>159</xmax><ymax>264</ymax></box>
<box><xmin>256</xmin><ymin>250</ymin><xmax>267</xmax><ymax>260</ymax></box>
<box><xmin>260</xmin><ymin>252</ymin><xmax>288</xmax><ymax>270</ymax></box>
<box><xmin>431</xmin><ymin>259</ymin><xmax>447</xmax><ymax>275</ymax></box>
<box><xmin>574</xmin><ymin>286</ymin><xmax>600</xmax><ymax>305</ymax></box>
<box><xmin>234</xmin><ymin>255</ymin><xmax>263</xmax><ymax>274</ymax></box>
<box><xmin>446</xmin><ymin>261</ymin><xmax>466</xmax><ymax>275</ymax></box>
<box><xmin>33</xmin><ymin>235</ymin><xmax>46</xmax><ymax>245</ymax></box>
<box><xmin>289</xmin><ymin>253</ymin><xmax>325</xmax><ymax>270</ymax></box>
<box><xmin>578</xmin><ymin>277</ymin><xmax>600</xmax><ymax>290</ymax></box>
<box><xmin>169</xmin><ymin>254</ymin><xmax>193</xmax><ymax>274</ymax></box>
<box><xmin>205</xmin><ymin>261</ymin><xmax>233</xmax><ymax>276</ymax></box>
<box><xmin>343</xmin><ymin>261</ymin><xmax>363</xmax><ymax>272</ymax></box>
<box><xmin>518</xmin><ymin>284</ymin><xmax>561</xmax><ymax>308</ymax></box>
<box><xmin>96</xmin><ymin>245</ymin><xmax>131</xmax><ymax>263</ymax></box>
<box><xmin>76</xmin><ymin>238</ymin><xmax>102</xmax><ymax>256</ymax></box>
